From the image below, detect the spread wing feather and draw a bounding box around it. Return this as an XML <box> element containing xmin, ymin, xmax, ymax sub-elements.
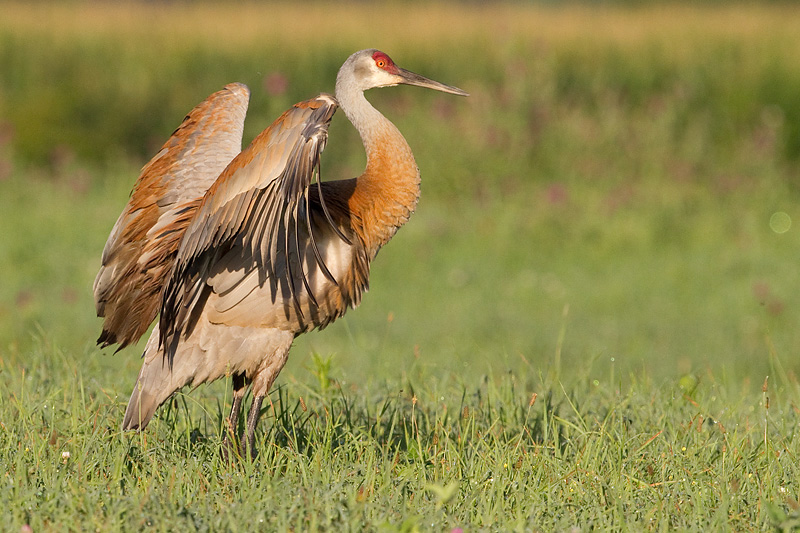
<box><xmin>159</xmin><ymin>94</ymin><xmax>341</xmax><ymax>358</ymax></box>
<box><xmin>93</xmin><ymin>83</ymin><xmax>251</xmax><ymax>350</ymax></box>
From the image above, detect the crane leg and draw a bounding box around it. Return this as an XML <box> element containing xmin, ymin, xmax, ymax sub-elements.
<box><xmin>238</xmin><ymin>339</ymin><xmax>291</xmax><ymax>459</ymax></box>
<box><xmin>222</xmin><ymin>373</ymin><xmax>248</xmax><ymax>460</ymax></box>
<box><xmin>241</xmin><ymin>394</ymin><xmax>264</xmax><ymax>459</ymax></box>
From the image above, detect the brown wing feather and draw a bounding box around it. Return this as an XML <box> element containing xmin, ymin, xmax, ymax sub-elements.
<box><xmin>159</xmin><ymin>94</ymin><xmax>344</xmax><ymax>358</ymax></box>
<box><xmin>94</xmin><ymin>83</ymin><xmax>250</xmax><ymax>350</ymax></box>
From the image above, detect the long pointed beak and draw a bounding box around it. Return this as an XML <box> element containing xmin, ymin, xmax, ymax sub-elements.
<box><xmin>397</xmin><ymin>68</ymin><xmax>469</xmax><ymax>97</ymax></box>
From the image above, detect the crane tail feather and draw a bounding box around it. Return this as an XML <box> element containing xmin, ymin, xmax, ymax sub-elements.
<box><xmin>122</xmin><ymin>379</ymin><xmax>161</xmax><ymax>431</ymax></box>
<box><xmin>122</xmin><ymin>325</ymin><xmax>195</xmax><ymax>431</ymax></box>
<box><xmin>122</xmin><ymin>348</ymin><xmax>173</xmax><ymax>431</ymax></box>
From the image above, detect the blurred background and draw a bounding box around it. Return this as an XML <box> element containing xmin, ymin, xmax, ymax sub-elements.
<box><xmin>1</xmin><ymin>1</ymin><xmax>799</xmax><ymax>393</ymax></box>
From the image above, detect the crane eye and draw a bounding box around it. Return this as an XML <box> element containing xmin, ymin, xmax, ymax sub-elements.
<box><xmin>372</xmin><ymin>52</ymin><xmax>396</xmax><ymax>72</ymax></box>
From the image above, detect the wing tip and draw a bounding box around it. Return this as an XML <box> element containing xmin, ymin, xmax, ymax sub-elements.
<box><xmin>223</xmin><ymin>82</ymin><xmax>251</xmax><ymax>100</ymax></box>
<box><xmin>97</xmin><ymin>330</ymin><xmax>116</xmax><ymax>348</ymax></box>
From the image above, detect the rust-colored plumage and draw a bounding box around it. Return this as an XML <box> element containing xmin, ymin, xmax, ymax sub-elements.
<box><xmin>94</xmin><ymin>83</ymin><xmax>250</xmax><ymax>350</ymax></box>
<box><xmin>95</xmin><ymin>49</ymin><xmax>467</xmax><ymax>457</ymax></box>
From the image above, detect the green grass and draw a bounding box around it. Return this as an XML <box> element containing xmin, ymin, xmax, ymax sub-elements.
<box><xmin>2</xmin><ymin>339</ymin><xmax>799</xmax><ymax>530</ymax></box>
<box><xmin>2</xmin><ymin>2</ymin><xmax>800</xmax><ymax>530</ymax></box>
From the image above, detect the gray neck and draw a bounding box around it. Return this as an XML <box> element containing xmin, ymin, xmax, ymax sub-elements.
<box><xmin>334</xmin><ymin>72</ymin><xmax>420</xmax><ymax>253</ymax></box>
<box><xmin>335</xmin><ymin>78</ymin><xmax>399</xmax><ymax>158</ymax></box>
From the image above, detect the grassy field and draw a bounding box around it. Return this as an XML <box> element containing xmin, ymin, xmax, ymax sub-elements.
<box><xmin>2</xmin><ymin>2</ymin><xmax>800</xmax><ymax>531</ymax></box>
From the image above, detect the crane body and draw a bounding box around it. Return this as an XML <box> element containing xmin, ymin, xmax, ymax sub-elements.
<box><xmin>95</xmin><ymin>49</ymin><xmax>467</xmax><ymax>456</ymax></box>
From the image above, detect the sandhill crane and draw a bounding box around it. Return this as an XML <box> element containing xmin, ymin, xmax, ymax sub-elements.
<box><xmin>94</xmin><ymin>49</ymin><xmax>467</xmax><ymax>457</ymax></box>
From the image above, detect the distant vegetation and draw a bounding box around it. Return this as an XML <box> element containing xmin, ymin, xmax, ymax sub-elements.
<box><xmin>2</xmin><ymin>2</ymin><xmax>800</xmax><ymax>172</ymax></box>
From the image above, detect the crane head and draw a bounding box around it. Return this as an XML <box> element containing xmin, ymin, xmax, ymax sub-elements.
<box><xmin>338</xmin><ymin>49</ymin><xmax>469</xmax><ymax>97</ymax></box>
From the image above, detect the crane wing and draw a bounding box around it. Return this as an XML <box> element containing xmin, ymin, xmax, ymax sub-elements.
<box><xmin>93</xmin><ymin>83</ymin><xmax>250</xmax><ymax>350</ymax></box>
<box><xmin>159</xmin><ymin>94</ymin><xmax>343</xmax><ymax>358</ymax></box>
